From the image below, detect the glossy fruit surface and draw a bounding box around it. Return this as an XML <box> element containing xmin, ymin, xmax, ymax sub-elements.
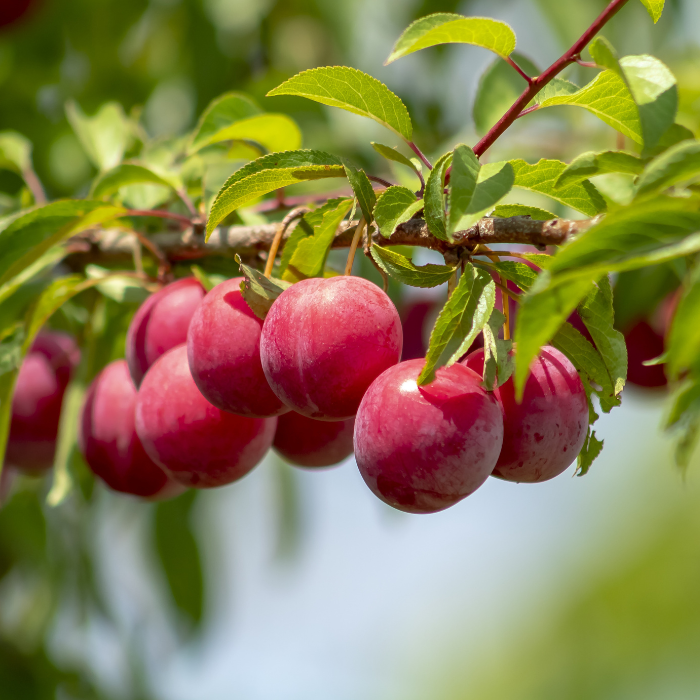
<box><xmin>5</xmin><ymin>331</ymin><xmax>79</xmax><ymax>473</ymax></box>
<box><xmin>135</xmin><ymin>345</ymin><xmax>276</xmax><ymax>488</ymax></box>
<box><xmin>260</xmin><ymin>276</ymin><xmax>402</xmax><ymax>420</ymax></box>
<box><xmin>273</xmin><ymin>411</ymin><xmax>354</xmax><ymax>468</ymax></box>
<box><xmin>126</xmin><ymin>277</ymin><xmax>205</xmax><ymax>387</ymax></box>
<box><xmin>464</xmin><ymin>346</ymin><xmax>588</xmax><ymax>483</ymax></box>
<box><xmin>354</xmin><ymin>359</ymin><xmax>503</xmax><ymax>514</ymax></box>
<box><xmin>187</xmin><ymin>277</ymin><xmax>288</xmax><ymax>417</ymax></box>
<box><xmin>79</xmin><ymin>360</ymin><xmax>182</xmax><ymax>499</ymax></box>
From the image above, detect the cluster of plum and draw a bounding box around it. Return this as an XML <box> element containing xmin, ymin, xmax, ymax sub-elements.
<box><xmin>4</xmin><ymin>272</ymin><xmax>591</xmax><ymax>514</ymax></box>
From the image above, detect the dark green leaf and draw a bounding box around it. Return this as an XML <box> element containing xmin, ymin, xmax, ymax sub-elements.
<box><xmin>237</xmin><ymin>256</ymin><xmax>292</xmax><ymax>320</ymax></box>
<box><xmin>576</xmin><ymin>427</ymin><xmax>604</xmax><ymax>476</ymax></box>
<box><xmin>636</xmin><ymin>139</ymin><xmax>700</xmax><ymax>196</ymax></box>
<box><xmin>447</xmin><ymin>144</ymin><xmax>479</xmax><ymax>235</ymax></box>
<box><xmin>490</xmin><ymin>260</ymin><xmax>539</xmax><ymax>291</ymax></box>
<box><xmin>556</xmin><ymin>151</ymin><xmax>644</xmax><ymax>189</ymax></box>
<box><xmin>424</xmin><ymin>151</ymin><xmax>452</xmax><ymax>241</ymax></box>
<box><xmin>666</xmin><ymin>266</ymin><xmax>700</xmax><ymax>380</ymax></box>
<box><xmin>370</xmin><ymin>142</ymin><xmax>420</xmax><ymax>173</ymax></box>
<box><xmin>454</xmin><ymin>161</ymin><xmax>514</xmax><ymax>230</ymax></box>
<box><xmin>482</xmin><ymin>308</ymin><xmax>514</xmax><ymax>391</ymax></box>
<box><xmin>344</xmin><ymin>165</ymin><xmax>376</xmax><ymax>224</ymax></box>
<box><xmin>373</xmin><ymin>186</ymin><xmax>423</xmax><ymax>238</ymax></box>
<box><xmin>370</xmin><ymin>244</ymin><xmax>456</xmax><ymax>288</ymax></box>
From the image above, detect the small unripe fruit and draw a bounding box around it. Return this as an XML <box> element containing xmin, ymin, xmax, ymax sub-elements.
<box><xmin>273</xmin><ymin>412</ymin><xmax>354</xmax><ymax>468</ymax></box>
<box><xmin>464</xmin><ymin>346</ymin><xmax>588</xmax><ymax>483</ymax></box>
<box><xmin>126</xmin><ymin>277</ymin><xmax>205</xmax><ymax>387</ymax></box>
<box><xmin>135</xmin><ymin>345</ymin><xmax>276</xmax><ymax>488</ymax></box>
<box><xmin>5</xmin><ymin>331</ymin><xmax>79</xmax><ymax>474</ymax></box>
<box><xmin>354</xmin><ymin>359</ymin><xmax>504</xmax><ymax>514</ymax></box>
<box><xmin>79</xmin><ymin>360</ymin><xmax>183</xmax><ymax>499</ymax></box>
<box><xmin>260</xmin><ymin>276</ymin><xmax>402</xmax><ymax>420</ymax></box>
<box><xmin>187</xmin><ymin>277</ymin><xmax>288</xmax><ymax>417</ymax></box>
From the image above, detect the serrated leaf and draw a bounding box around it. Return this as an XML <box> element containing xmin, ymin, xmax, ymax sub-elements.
<box><xmin>370</xmin><ymin>244</ymin><xmax>456</xmax><ymax>288</ymax></box>
<box><xmin>0</xmin><ymin>131</ymin><xmax>32</xmax><ymax>175</ymax></box>
<box><xmin>452</xmin><ymin>161</ymin><xmax>514</xmax><ymax>231</ymax></box>
<box><xmin>90</xmin><ymin>163</ymin><xmax>179</xmax><ymax>199</ymax></box>
<box><xmin>237</xmin><ymin>256</ymin><xmax>292</xmax><ymax>320</ymax></box>
<box><xmin>556</xmin><ymin>150</ymin><xmax>644</xmax><ymax>189</ymax></box>
<box><xmin>370</xmin><ymin>142</ymin><xmax>420</xmax><ymax>173</ymax></box>
<box><xmin>280</xmin><ymin>198</ymin><xmax>353</xmax><ymax>283</ymax></box>
<box><xmin>576</xmin><ymin>427</ymin><xmax>604</xmax><ymax>476</ymax></box>
<box><xmin>424</xmin><ymin>151</ymin><xmax>453</xmax><ymax>241</ymax></box>
<box><xmin>386</xmin><ymin>14</ymin><xmax>516</xmax><ymax>64</ymax></box>
<box><xmin>418</xmin><ymin>264</ymin><xmax>495</xmax><ymax>385</ymax></box>
<box><xmin>639</xmin><ymin>0</ymin><xmax>665</xmax><ymax>23</ymax></box>
<box><xmin>447</xmin><ymin>144</ymin><xmax>480</xmax><ymax>235</ymax></box>
<box><xmin>344</xmin><ymin>165</ymin><xmax>376</xmax><ymax>223</ymax></box>
<box><xmin>491</xmin><ymin>203</ymin><xmax>557</xmax><ymax>219</ymax></box>
<box><xmin>577</xmin><ymin>275</ymin><xmax>627</xmax><ymax>395</ymax></box>
<box><xmin>207</xmin><ymin>150</ymin><xmax>346</xmax><ymax>236</ymax></box>
<box><xmin>66</xmin><ymin>100</ymin><xmax>132</xmax><ymax>171</ymax></box>
<box><xmin>189</xmin><ymin>92</ymin><xmax>261</xmax><ymax>153</ymax></box>
<box><xmin>510</xmin><ymin>159</ymin><xmax>606</xmax><ymax>215</ymax></box>
<box><xmin>636</xmin><ymin>139</ymin><xmax>700</xmax><ymax>196</ymax></box>
<box><xmin>373</xmin><ymin>186</ymin><xmax>423</xmax><ymax>238</ymax></box>
<box><xmin>473</xmin><ymin>53</ymin><xmax>539</xmax><ymax>136</ymax></box>
<box><xmin>482</xmin><ymin>308</ymin><xmax>514</xmax><ymax>391</ymax></box>
<box><xmin>267</xmin><ymin>67</ymin><xmax>412</xmax><ymax>141</ymax></box>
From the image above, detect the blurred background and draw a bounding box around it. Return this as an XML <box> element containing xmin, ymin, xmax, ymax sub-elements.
<box><xmin>1</xmin><ymin>0</ymin><xmax>700</xmax><ymax>698</ymax></box>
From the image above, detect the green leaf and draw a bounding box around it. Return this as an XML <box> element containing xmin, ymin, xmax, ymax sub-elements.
<box><xmin>207</xmin><ymin>150</ymin><xmax>346</xmax><ymax>237</ymax></box>
<box><xmin>237</xmin><ymin>256</ymin><xmax>292</xmax><ymax>320</ymax></box>
<box><xmin>418</xmin><ymin>264</ymin><xmax>495</xmax><ymax>385</ymax></box>
<box><xmin>370</xmin><ymin>142</ymin><xmax>420</xmax><ymax>174</ymax></box>
<box><xmin>424</xmin><ymin>151</ymin><xmax>453</xmax><ymax>241</ymax></box>
<box><xmin>490</xmin><ymin>260</ymin><xmax>539</xmax><ymax>291</ymax></box>
<box><xmin>66</xmin><ymin>100</ymin><xmax>132</xmax><ymax>171</ymax></box>
<box><xmin>189</xmin><ymin>92</ymin><xmax>261</xmax><ymax>153</ymax></box>
<box><xmin>280</xmin><ymin>198</ymin><xmax>353</xmax><ymax>283</ymax></box>
<box><xmin>535</xmin><ymin>78</ymin><xmax>579</xmax><ymax>102</ymax></box>
<box><xmin>642</xmin><ymin>122</ymin><xmax>694</xmax><ymax>159</ymax></box>
<box><xmin>639</xmin><ymin>0</ymin><xmax>665</xmax><ymax>23</ymax></box>
<box><xmin>386</xmin><ymin>14</ymin><xmax>516</xmax><ymax>64</ymax></box>
<box><xmin>90</xmin><ymin>163</ymin><xmax>179</xmax><ymax>199</ymax></box>
<box><xmin>491</xmin><ymin>203</ymin><xmax>557</xmax><ymax>220</ymax></box>
<box><xmin>577</xmin><ymin>275</ymin><xmax>627</xmax><ymax>395</ymax></box>
<box><xmin>576</xmin><ymin>427</ymin><xmax>604</xmax><ymax>476</ymax></box>
<box><xmin>373</xmin><ymin>186</ymin><xmax>423</xmax><ymax>238</ymax></box>
<box><xmin>447</xmin><ymin>144</ymin><xmax>480</xmax><ymax>234</ymax></box>
<box><xmin>588</xmin><ymin>36</ymin><xmax>621</xmax><ymax>75</ymax></box>
<box><xmin>451</xmin><ymin>160</ymin><xmax>514</xmax><ymax>231</ymax></box>
<box><xmin>154</xmin><ymin>490</ymin><xmax>205</xmax><ymax>628</ymax></box>
<box><xmin>267</xmin><ymin>67</ymin><xmax>412</xmax><ymax>141</ymax></box>
<box><xmin>482</xmin><ymin>308</ymin><xmax>514</xmax><ymax>392</ymax></box>
<box><xmin>344</xmin><ymin>165</ymin><xmax>376</xmax><ymax>224</ymax></box>
<box><xmin>370</xmin><ymin>244</ymin><xmax>456</xmax><ymax>288</ymax></box>
<box><xmin>85</xmin><ymin>265</ymin><xmax>151</xmax><ymax>304</ymax></box>
<box><xmin>666</xmin><ymin>266</ymin><xmax>700</xmax><ymax>380</ymax></box>
<box><xmin>0</xmin><ymin>131</ymin><xmax>32</xmax><ymax>175</ymax></box>
<box><xmin>0</xmin><ymin>246</ymin><xmax>66</xmax><ymax>307</ymax></box>
<box><xmin>556</xmin><ymin>151</ymin><xmax>644</xmax><ymax>189</ymax></box>
<box><xmin>636</xmin><ymin>139</ymin><xmax>700</xmax><ymax>196</ymax></box>
<box><xmin>510</xmin><ymin>159</ymin><xmax>606</xmax><ymax>215</ymax></box>
<box><xmin>473</xmin><ymin>53</ymin><xmax>539</xmax><ymax>136</ymax></box>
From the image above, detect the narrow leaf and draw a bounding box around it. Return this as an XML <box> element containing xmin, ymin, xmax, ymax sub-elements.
<box><xmin>576</xmin><ymin>428</ymin><xmax>604</xmax><ymax>476</ymax></box>
<box><xmin>666</xmin><ymin>266</ymin><xmax>700</xmax><ymax>380</ymax></box>
<box><xmin>556</xmin><ymin>151</ymin><xmax>644</xmax><ymax>189</ymax></box>
<box><xmin>491</xmin><ymin>203</ymin><xmax>556</xmax><ymax>219</ymax></box>
<box><xmin>424</xmin><ymin>151</ymin><xmax>453</xmax><ymax>241</ymax></box>
<box><xmin>447</xmin><ymin>144</ymin><xmax>480</xmax><ymax>235</ymax></box>
<box><xmin>344</xmin><ymin>165</ymin><xmax>376</xmax><ymax>224</ymax></box>
<box><xmin>482</xmin><ymin>308</ymin><xmax>514</xmax><ymax>391</ymax></box>
<box><xmin>371</xmin><ymin>142</ymin><xmax>420</xmax><ymax>173</ymax></box>
<box><xmin>373</xmin><ymin>186</ymin><xmax>423</xmax><ymax>238</ymax></box>
<box><xmin>371</xmin><ymin>244</ymin><xmax>456</xmax><ymax>288</ymax></box>
<box><xmin>636</xmin><ymin>139</ymin><xmax>700</xmax><ymax>196</ymax></box>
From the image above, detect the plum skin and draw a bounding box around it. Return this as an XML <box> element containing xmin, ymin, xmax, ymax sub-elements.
<box><xmin>126</xmin><ymin>277</ymin><xmax>205</xmax><ymax>387</ymax></box>
<box><xmin>260</xmin><ymin>276</ymin><xmax>402</xmax><ymax>421</ymax></box>
<box><xmin>5</xmin><ymin>331</ymin><xmax>80</xmax><ymax>474</ymax></box>
<box><xmin>79</xmin><ymin>360</ymin><xmax>183</xmax><ymax>499</ymax></box>
<box><xmin>464</xmin><ymin>346</ymin><xmax>588</xmax><ymax>483</ymax></box>
<box><xmin>273</xmin><ymin>412</ymin><xmax>355</xmax><ymax>468</ymax></box>
<box><xmin>135</xmin><ymin>345</ymin><xmax>276</xmax><ymax>488</ymax></box>
<box><xmin>354</xmin><ymin>359</ymin><xmax>504</xmax><ymax>514</ymax></box>
<box><xmin>187</xmin><ymin>277</ymin><xmax>288</xmax><ymax>418</ymax></box>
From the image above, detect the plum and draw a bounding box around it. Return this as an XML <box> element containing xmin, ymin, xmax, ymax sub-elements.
<box><xmin>260</xmin><ymin>276</ymin><xmax>402</xmax><ymax>420</ymax></box>
<box><xmin>135</xmin><ymin>345</ymin><xmax>276</xmax><ymax>488</ymax></box>
<box><xmin>354</xmin><ymin>359</ymin><xmax>503</xmax><ymax>514</ymax></box>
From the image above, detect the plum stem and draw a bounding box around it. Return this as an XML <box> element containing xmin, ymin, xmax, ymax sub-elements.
<box><xmin>264</xmin><ymin>206</ymin><xmax>310</xmax><ymax>278</ymax></box>
<box><xmin>344</xmin><ymin>217</ymin><xmax>367</xmax><ymax>276</ymax></box>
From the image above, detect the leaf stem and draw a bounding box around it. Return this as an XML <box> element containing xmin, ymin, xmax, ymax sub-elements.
<box><xmin>264</xmin><ymin>206</ymin><xmax>310</xmax><ymax>278</ymax></box>
<box><xmin>344</xmin><ymin>217</ymin><xmax>366</xmax><ymax>275</ymax></box>
<box><xmin>367</xmin><ymin>174</ymin><xmax>395</xmax><ymax>188</ymax></box>
<box><xmin>505</xmin><ymin>56</ymin><xmax>533</xmax><ymax>83</ymax></box>
<box><xmin>407</xmin><ymin>141</ymin><xmax>433</xmax><ymax>170</ymax></box>
<box><xmin>131</xmin><ymin>230</ymin><xmax>172</xmax><ymax>283</ymax></box>
<box><xmin>472</xmin><ymin>0</ymin><xmax>631</xmax><ymax>157</ymax></box>
<box><xmin>516</xmin><ymin>105</ymin><xmax>540</xmax><ymax>119</ymax></box>
<box><xmin>22</xmin><ymin>167</ymin><xmax>47</xmax><ymax>205</ymax></box>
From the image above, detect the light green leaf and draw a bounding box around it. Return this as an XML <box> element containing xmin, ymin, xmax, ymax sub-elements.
<box><xmin>370</xmin><ymin>244</ymin><xmax>456</xmax><ymax>288</ymax></box>
<box><xmin>386</xmin><ymin>14</ymin><xmax>516</xmax><ymax>64</ymax></box>
<box><xmin>267</xmin><ymin>67</ymin><xmax>412</xmax><ymax>141</ymax></box>
<box><xmin>491</xmin><ymin>203</ymin><xmax>557</xmax><ymax>220</ymax></box>
<box><xmin>447</xmin><ymin>144</ymin><xmax>480</xmax><ymax>235</ymax></box>
<box><xmin>576</xmin><ymin>427</ymin><xmax>604</xmax><ymax>476</ymax></box>
<box><xmin>588</xmin><ymin>36</ymin><xmax>621</xmax><ymax>75</ymax></box>
<box><xmin>418</xmin><ymin>264</ymin><xmax>495</xmax><ymax>385</ymax></box>
<box><xmin>66</xmin><ymin>100</ymin><xmax>132</xmax><ymax>171</ymax></box>
<box><xmin>473</xmin><ymin>53</ymin><xmax>539</xmax><ymax>136</ymax></box>
<box><xmin>344</xmin><ymin>165</ymin><xmax>376</xmax><ymax>224</ymax></box>
<box><xmin>535</xmin><ymin>78</ymin><xmax>579</xmax><ymax>103</ymax></box>
<box><xmin>556</xmin><ymin>150</ymin><xmax>644</xmax><ymax>189</ymax></box>
<box><xmin>85</xmin><ymin>264</ymin><xmax>152</xmax><ymax>303</ymax></box>
<box><xmin>189</xmin><ymin>92</ymin><xmax>261</xmax><ymax>153</ymax></box>
<box><xmin>90</xmin><ymin>163</ymin><xmax>179</xmax><ymax>199</ymax></box>
<box><xmin>482</xmin><ymin>308</ymin><xmax>514</xmax><ymax>391</ymax></box>
<box><xmin>373</xmin><ymin>186</ymin><xmax>423</xmax><ymax>238</ymax></box>
<box><xmin>452</xmin><ymin>161</ymin><xmax>514</xmax><ymax>231</ymax></box>
<box><xmin>510</xmin><ymin>159</ymin><xmax>606</xmax><ymax>215</ymax></box>
<box><xmin>639</xmin><ymin>0</ymin><xmax>665</xmax><ymax>23</ymax></box>
<box><xmin>207</xmin><ymin>150</ymin><xmax>346</xmax><ymax>237</ymax></box>
<box><xmin>490</xmin><ymin>260</ymin><xmax>539</xmax><ymax>291</ymax></box>
<box><xmin>236</xmin><ymin>256</ymin><xmax>292</xmax><ymax>320</ymax></box>
<box><xmin>370</xmin><ymin>142</ymin><xmax>420</xmax><ymax>174</ymax></box>
<box><xmin>424</xmin><ymin>151</ymin><xmax>453</xmax><ymax>241</ymax></box>
<box><xmin>0</xmin><ymin>246</ymin><xmax>66</xmax><ymax>307</ymax></box>
<box><xmin>0</xmin><ymin>131</ymin><xmax>32</xmax><ymax>175</ymax></box>
<box><xmin>635</xmin><ymin>139</ymin><xmax>700</xmax><ymax>195</ymax></box>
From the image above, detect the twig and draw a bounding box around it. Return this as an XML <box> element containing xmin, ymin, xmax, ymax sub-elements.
<box><xmin>367</xmin><ymin>174</ymin><xmax>394</xmax><ymax>188</ymax></box>
<box><xmin>264</xmin><ymin>206</ymin><xmax>309</xmax><ymax>278</ymax></box>
<box><xmin>506</xmin><ymin>56</ymin><xmax>533</xmax><ymax>83</ymax></box>
<box><xmin>407</xmin><ymin>141</ymin><xmax>433</xmax><ymax>170</ymax></box>
<box><xmin>127</xmin><ymin>209</ymin><xmax>192</xmax><ymax>226</ymax></box>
